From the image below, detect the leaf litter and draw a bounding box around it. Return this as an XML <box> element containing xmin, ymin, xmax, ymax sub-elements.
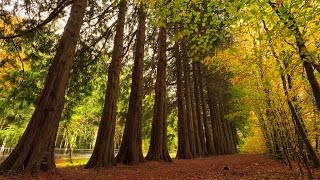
<box><xmin>1</xmin><ymin>154</ymin><xmax>320</xmax><ymax>179</ymax></box>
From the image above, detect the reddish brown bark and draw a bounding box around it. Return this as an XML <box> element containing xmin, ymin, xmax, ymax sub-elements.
<box><xmin>0</xmin><ymin>0</ymin><xmax>86</xmax><ymax>174</ymax></box>
<box><xmin>85</xmin><ymin>0</ymin><xmax>127</xmax><ymax>168</ymax></box>
<box><xmin>116</xmin><ymin>5</ymin><xmax>146</xmax><ymax>164</ymax></box>
<box><xmin>192</xmin><ymin>62</ymin><xmax>206</xmax><ymax>156</ymax></box>
<box><xmin>145</xmin><ymin>24</ymin><xmax>171</xmax><ymax>162</ymax></box>
<box><xmin>181</xmin><ymin>43</ymin><xmax>196</xmax><ymax>157</ymax></box>
<box><xmin>199</xmin><ymin>65</ymin><xmax>216</xmax><ymax>155</ymax></box>
<box><xmin>175</xmin><ymin>42</ymin><xmax>192</xmax><ymax>159</ymax></box>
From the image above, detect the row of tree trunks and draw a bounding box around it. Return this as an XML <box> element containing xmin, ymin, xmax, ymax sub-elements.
<box><xmin>0</xmin><ymin>0</ymin><xmax>240</xmax><ymax>174</ymax></box>
<box><xmin>175</xmin><ymin>39</ymin><xmax>238</xmax><ymax>158</ymax></box>
<box><xmin>0</xmin><ymin>0</ymin><xmax>87</xmax><ymax>174</ymax></box>
<box><xmin>181</xmin><ymin>42</ymin><xmax>197</xmax><ymax>157</ymax></box>
<box><xmin>198</xmin><ymin>64</ymin><xmax>216</xmax><ymax>155</ymax></box>
<box><xmin>85</xmin><ymin>0</ymin><xmax>127</xmax><ymax>168</ymax></box>
<box><xmin>204</xmin><ymin>68</ymin><xmax>237</xmax><ymax>155</ymax></box>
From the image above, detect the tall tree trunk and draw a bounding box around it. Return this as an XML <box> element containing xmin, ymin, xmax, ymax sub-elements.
<box><xmin>181</xmin><ymin>43</ymin><xmax>196</xmax><ymax>157</ymax></box>
<box><xmin>116</xmin><ymin>5</ymin><xmax>146</xmax><ymax>164</ymax></box>
<box><xmin>0</xmin><ymin>0</ymin><xmax>86</xmax><ymax>174</ymax></box>
<box><xmin>200</xmin><ymin>67</ymin><xmax>216</xmax><ymax>155</ymax></box>
<box><xmin>192</xmin><ymin>62</ymin><xmax>206</xmax><ymax>156</ymax></box>
<box><xmin>190</xmin><ymin>85</ymin><xmax>202</xmax><ymax>156</ymax></box>
<box><xmin>145</xmin><ymin>24</ymin><xmax>171</xmax><ymax>162</ymax></box>
<box><xmin>175</xmin><ymin>42</ymin><xmax>192</xmax><ymax>159</ymax></box>
<box><xmin>85</xmin><ymin>0</ymin><xmax>127</xmax><ymax>168</ymax></box>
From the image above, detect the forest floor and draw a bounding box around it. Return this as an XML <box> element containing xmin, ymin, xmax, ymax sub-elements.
<box><xmin>1</xmin><ymin>154</ymin><xmax>320</xmax><ymax>179</ymax></box>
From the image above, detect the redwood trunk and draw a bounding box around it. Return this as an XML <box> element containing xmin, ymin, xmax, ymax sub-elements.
<box><xmin>200</xmin><ymin>66</ymin><xmax>216</xmax><ymax>155</ymax></box>
<box><xmin>116</xmin><ymin>5</ymin><xmax>146</xmax><ymax>164</ymax></box>
<box><xmin>145</xmin><ymin>24</ymin><xmax>172</xmax><ymax>162</ymax></box>
<box><xmin>181</xmin><ymin>43</ymin><xmax>196</xmax><ymax>157</ymax></box>
<box><xmin>192</xmin><ymin>62</ymin><xmax>206</xmax><ymax>156</ymax></box>
<box><xmin>0</xmin><ymin>0</ymin><xmax>86</xmax><ymax>174</ymax></box>
<box><xmin>175</xmin><ymin>42</ymin><xmax>192</xmax><ymax>159</ymax></box>
<box><xmin>85</xmin><ymin>0</ymin><xmax>127</xmax><ymax>168</ymax></box>
<box><xmin>190</xmin><ymin>70</ymin><xmax>202</xmax><ymax>156</ymax></box>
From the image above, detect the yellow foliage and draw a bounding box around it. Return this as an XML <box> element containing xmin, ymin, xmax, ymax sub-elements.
<box><xmin>179</xmin><ymin>10</ymin><xmax>187</xmax><ymax>17</ymax></box>
<box><xmin>240</xmin><ymin>114</ymin><xmax>266</xmax><ymax>154</ymax></box>
<box><xmin>0</xmin><ymin>16</ymin><xmax>29</xmax><ymax>90</ymax></box>
<box><xmin>241</xmin><ymin>127</ymin><xmax>266</xmax><ymax>154</ymax></box>
<box><xmin>0</xmin><ymin>15</ymin><xmax>19</xmax><ymax>35</ymax></box>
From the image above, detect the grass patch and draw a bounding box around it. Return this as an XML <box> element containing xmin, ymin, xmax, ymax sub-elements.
<box><xmin>55</xmin><ymin>151</ymin><xmax>177</xmax><ymax>168</ymax></box>
<box><xmin>56</xmin><ymin>158</ymin><xmax>89</xmax><ymax>168</ymax></box>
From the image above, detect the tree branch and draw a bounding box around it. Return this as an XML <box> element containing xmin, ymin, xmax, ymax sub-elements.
<box><xmin>0</xmin><ymin>0</ymin><xmax>72</xmax><ymax>40</ymax></box>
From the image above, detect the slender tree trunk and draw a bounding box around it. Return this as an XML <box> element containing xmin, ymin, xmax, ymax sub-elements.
<box><xmin>145</xmin><ymin>24</ymin><xmax>171</xmax><ymax>162</ymax></box>
<box><xmin>181</xmin><ymin>43</ymin><xmax>197</xmax><ymax>157</ymax></box>
<box><xmin>281</xmin><ymin>63</ymin><xmax>320</xmax><ymax>167</ymax></box>
<box><xmin>0</xmin><ymin>0</ymin><xmax>86</xmax><ymax>174</ymax></box>
<box><xmin>116</xmin><ymin>5</ymin><xmax>146</xmax><ymax>164</ymax></box>
<box><xmin>175</xmin><ymin>42</ymin><xmax>192</xmax><ymax>159</ymax></box>
<box><xmin>85</xmin><ymin>0</ymin><xmax>127</xmax><ymax>168</ymax></box>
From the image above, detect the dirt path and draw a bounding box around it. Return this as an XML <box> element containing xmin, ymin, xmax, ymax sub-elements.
<box><xmin>1</xmin><ymin>154</ymin><xmax>319</xmax><ymax>179</ymax></box>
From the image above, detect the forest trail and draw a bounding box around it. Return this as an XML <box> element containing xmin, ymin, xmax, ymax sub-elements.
<box><xmin>1</xmin><ymin>154</ymin><xmax>319</xmax><ymax>179</ymax></box>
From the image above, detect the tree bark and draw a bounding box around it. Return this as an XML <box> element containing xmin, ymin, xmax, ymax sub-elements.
<box><xmin>181</xmin><ymin>42</ymin><xmax>197</xmax><ymax>157</ymax></box>
<box><xmin>175</xmin><ymin>42</ymin><xmax>192</xmax><ymax>159</ymax></box>
<box><xmin>192</xmin><ymin>62</ymin><xmax>206</xmax><ymax>156</ymax></box>
<box><xmin>116</xmin><ymin>5</ymin><xmax>146</xmax><ymax>164</ymax></box>
<box><xmin>0</xmin><ymin>0</ymin><xmax>86</xmax><ymax>174</ymax></box>
<box><xmin>201</xmin><ymin>67</ymin><xmax>216</xmax><ymax>155</ymax></box>
<box><xmin>85</xmin><ymin>0</ymin><xmax>127</xmax><ymax>168</ymax></box>
<box><xmin>145</xmin><ymin>24</ymin><xmax>172</xmax><ymax>162</ymax></box>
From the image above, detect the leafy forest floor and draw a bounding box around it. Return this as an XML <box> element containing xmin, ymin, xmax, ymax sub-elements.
<box><xmin>1</xmin><ymin>154</ymin><xmax>320</xmax><ymax>179</ymax></box>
